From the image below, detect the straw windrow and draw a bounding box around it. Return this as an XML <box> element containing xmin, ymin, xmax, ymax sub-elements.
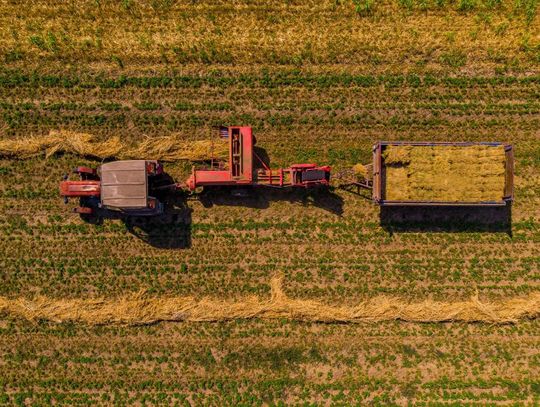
<box><xmin>1</xmin><ymin>276</ymin><xmax>539</xmax><ymax>326</ymax></box>
<box><xmin>0</xmin><ymin>130</ymin><xmax>229</xmax><ymax>162</ymax></box>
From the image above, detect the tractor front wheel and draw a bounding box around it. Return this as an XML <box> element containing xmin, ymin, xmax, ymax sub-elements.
<box><xmin>73</xmin><ymin>166</ymin><xmax>97</xmax><ymax>180</ymax></box>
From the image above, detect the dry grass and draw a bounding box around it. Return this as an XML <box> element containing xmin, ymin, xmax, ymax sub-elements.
<box><xmin>0</xmin><ymin>130</ymin><xmax>122</xmax><ymax>159</ymax></box>
<box><xmin>1</xmin><ymin>276</ymin><xmax>538</xmax><ymax>325</ymax></box>
<box><xmin>383</xmin><ymin>145</ymin><xmax>507</xmax><ymax>202</ymax></box>
<box><xmin>132</xmin><ymin>136</ymin><xmax>229</xmax><ymax>162</ymax></box>
<box><xmin>0</xmin><ymin>130</ymin><xmax>228</xmax><ymax>162</ymax></box>
<box><xmin>352</xmin><ymin>163</ymin><xmax>368</xmax><ymax>179</ymax></box>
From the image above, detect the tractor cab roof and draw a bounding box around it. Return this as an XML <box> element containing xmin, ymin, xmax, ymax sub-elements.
<box><xmin>100</xmin><ymin>160</ymin><xmax>148</xmax><ymax>209</ymax></box>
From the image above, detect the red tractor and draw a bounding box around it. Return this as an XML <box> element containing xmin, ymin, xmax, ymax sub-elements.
<box><xmin>60</xmin><ymin>160</ymin><xmax>166</xmax><ymax>216</ymax></box>
<box><xmin>60</xmin><ymin>126</ymin><xmax>331</xmax><ymax>216</ymax></box>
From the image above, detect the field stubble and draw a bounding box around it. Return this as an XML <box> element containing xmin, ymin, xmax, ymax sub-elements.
<box><xmin>0</xmin><ymin>0</ymin><xmax>538</xmax><ymax>74</ymax></box>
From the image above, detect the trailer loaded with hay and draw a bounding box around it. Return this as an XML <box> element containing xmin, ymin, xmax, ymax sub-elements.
<box><xmin>347</xmin><ymin>142</ymin><xmax>514</xmax><ymax>206</ymax></box>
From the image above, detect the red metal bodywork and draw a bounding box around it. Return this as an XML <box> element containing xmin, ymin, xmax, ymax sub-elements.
<box><xmin>59</xmin><ymin>180</ymin><xmax>101</xmax><ymax>197</ymax></box>
<box><xmin>73</xmin><ymin>206</ymin><xmax>94</xmax><ymax>214</ymax></box>
<box><xmin>74</xmin><ymin>166</ymin><xmax>97</xmax><ymax>177</ymax></box>
<box><xmin>185</xmin><ymin>127</ymin><xmax>255</xmax><ymax>189</ymax></box>
<box><xmin>185</xmin><ymin>126</ymin><xmax>331</xmax><ymax>190</ymax></box>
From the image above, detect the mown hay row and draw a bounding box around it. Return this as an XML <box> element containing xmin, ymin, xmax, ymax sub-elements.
<box><xmin>0</xmin><ymin>130</ymin><xmax>229</xmax><ymax>162</ymax></box>
<box><xmin>383</xmin><ymin>145</ymin><xmax>506</xmax><ymax>202</ymax></box>
<box><xmin>1</xmin><ymin>277</ymin><xmax>539</xmax><ymax>326</ymax></box>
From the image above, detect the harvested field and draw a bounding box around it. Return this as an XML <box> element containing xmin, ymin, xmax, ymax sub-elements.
<box><xmin>0</xmin><ymin>0</ymin><xmax>539</xmax><ymax>404</ymax></box>
<box><xmin>383</xmin><ymin>145</ymin><xmax>507</xmax><ymax>202</ymax></box>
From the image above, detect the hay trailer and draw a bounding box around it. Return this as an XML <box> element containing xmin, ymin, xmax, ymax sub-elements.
<box><xmin>344</xmin><ymin>141</ymin><xmax>514</xmax><ymax>206</ymax></box>
<box><xmin>184</xmin><ymin>126</ymin><xmax>331</xmax><ymax>191</ymax></box>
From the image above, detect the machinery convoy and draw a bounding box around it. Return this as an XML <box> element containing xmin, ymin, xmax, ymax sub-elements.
<box><xmin>60</xmin><ymin>126</ymin><xmax>331</xmax><ymax>216</ymax></box>
<box><xmin>59</xmin><ymin>126</ymin><xmax>514</xmax><ymax>217</ymax></box>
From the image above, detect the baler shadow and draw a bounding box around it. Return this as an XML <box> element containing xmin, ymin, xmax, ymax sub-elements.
<box><xmin>198</xmin><ymin>187</ymin><xmax>344</xmax><ymax>216</ymax></box>
<box><xmin>380</xmin><ymin>204</ymin><xmax>512</xmax><ymax>235</ymax></box>
<box><xmin>198</xmin><ymin>144</ymin><xmax>343</xmax><ymax>214</ymax></box>
<box><xmin>253</xmin><ymin>146</ymin><xmax>271</xmax><ymax>169</ymax></box>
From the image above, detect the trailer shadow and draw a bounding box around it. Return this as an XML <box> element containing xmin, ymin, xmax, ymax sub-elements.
<box><xmin>198</xmin><ymin>187</ymin><xmax>344</xmax><ymax>216</ymax></box>
<box><xmin>379</xmin><ymin>204</ymin><xmax>512</xmax><ymax>235</ymax></box>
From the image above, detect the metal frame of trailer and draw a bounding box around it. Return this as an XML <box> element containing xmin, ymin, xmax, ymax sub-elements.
<box><xmin>371</xmin><ymin>141</ymin><xmax>514</xmax><ymax>206</ymax></box>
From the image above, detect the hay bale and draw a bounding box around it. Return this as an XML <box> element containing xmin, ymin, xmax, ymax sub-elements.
<box><xmin>383</xmin><ymin>145</ymin><xmax>506</xmax><ymax>202</ymax></box>
<box><xmin>382</xmin><ymin>145</ymin><xmax>412</xmax><ymax>164</ymax></box>
<box><xmin>352</xmin><ymin>163</ymin><xmax>368</xmax><ymax>179</ymax></box>
<box><xmin>385</xmin><ymin>166</ymin><xmax>409</xmax><ymax>200</ymax></box>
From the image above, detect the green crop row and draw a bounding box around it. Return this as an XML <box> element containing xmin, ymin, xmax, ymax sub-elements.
<box><xmin>3</xmin><ymin>111</ymin><xmax>538</xmax><ymax>132</ymax></box>
<box><xmin>1</xmin><ymin>317</ymin><xmax>539</xmax><ymax>404</ymax></box>
<box><xmin>1</xmin><ymin>70</ymin><xmax>539</xmax><ymax>90</ymax></box>
<box><xmin>2</xmin><ymin>100</ymin><xmax>539</xmax><ymax>115</ymax></box>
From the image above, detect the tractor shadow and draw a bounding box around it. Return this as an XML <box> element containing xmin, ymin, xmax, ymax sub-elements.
<box><xmin>122</xmin><ymin>206</ymin><xmax>192</xmax><ymax>249</ymax></box>
<box><xmin>79</xmin><ymin>172</ymin><xmax>192</xmax><ymax>249</ymax></box>
<box><xmin>122</xmin><ymin>182</ymin><xmax>192</xmax><ymax>249</ymax></box>
<box><xmin>198</xmin><ymin>187</ymin><xmax>344</xmax><ymax>216</ymax></box>
<box><xmin>80</xmin><ymin>202</ymin><xmax>192</xmax><ymax>249</ymax></box>
<box><xmin>380</xmin><ymin>204</ymin><xmax>512</xmax><ymax>235</ymax></box>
